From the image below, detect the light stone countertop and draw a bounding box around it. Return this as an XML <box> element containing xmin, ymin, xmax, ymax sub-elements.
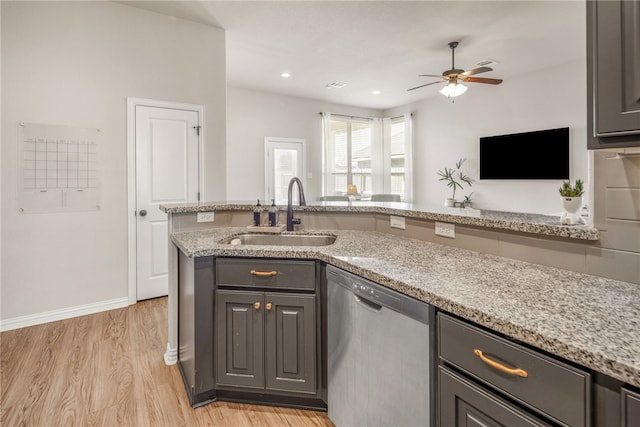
<box><xmin>160</xmin><ymin>201</ymin><xmax>599</xmax><ymax>241</ymax></box>
<box><xmin>171</xmin><ymin>227</ymin><xmax>639</xmax><ymax>388</ymax></box>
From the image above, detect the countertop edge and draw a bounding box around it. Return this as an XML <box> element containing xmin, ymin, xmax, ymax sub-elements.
<box><xmin>160</xmin><ymin>202</ymin><xmax>599</xmax><ymax>241</ymax></box>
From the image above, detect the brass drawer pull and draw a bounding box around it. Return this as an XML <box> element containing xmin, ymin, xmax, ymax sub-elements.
<box><xmin>253</xmin><ymin>302</ymin><xmax>261</xmax><ymax>310</ymax></box>
<box><xmin>473</xmin><ymin>349</ymin><xmax>529</xmax><ymax>378</ymax></box>
<box><xmin>265</xmin><ymin>302</ymin><xmax>273</xmax><ymax>311</ymax></box>
<box><xmin>250</xmin><ymin>270</ymin><xmax>277</xmax><ymax>277</ymax></box>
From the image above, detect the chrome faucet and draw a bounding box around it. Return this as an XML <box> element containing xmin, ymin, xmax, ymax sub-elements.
<box><xmin>286</xmin><ymin>177</ymin><xmax>307</xmax><ymax>231</ymax></box>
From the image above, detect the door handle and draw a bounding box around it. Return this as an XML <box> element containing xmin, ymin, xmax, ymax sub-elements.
<box><xmin>253</xmin><ymin>302</ymin><xmax>261</xmax><ymax>310</ymax></box>
<box><xmin>265</xmin><ymin>302</ymin><xmax>273</xmax><ymax>311</ymax></box>
<box><xmin>139</xmin><ymin>210</ymin><xmax>147</xmax><ymax>217</ymax></box>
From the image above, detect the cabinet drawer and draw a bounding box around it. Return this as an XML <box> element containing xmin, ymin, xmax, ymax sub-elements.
<box><xmin>438</xmin><ymin>314</ymin><xmax>591</xmax><ymax>427</ymax></box>
<box><xmin>216</xmin><ymin>258</ymin><xmax>315</xmax><ymax>290</ymax></box>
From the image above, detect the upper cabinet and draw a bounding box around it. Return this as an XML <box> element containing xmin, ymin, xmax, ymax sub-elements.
<box><xmin>587</xmin><ymin>0</ymin><xmax>640</xmax><ymax>149</ymax></box>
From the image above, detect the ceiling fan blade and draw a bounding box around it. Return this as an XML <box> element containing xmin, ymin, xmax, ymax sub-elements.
<box><xmin>407</xmin><ymin>81</ymin><xmax>443</xmax><ymax>91</ymax></box>
<box><xmin>461</xmin><ymin>66</ymin><xmax>493</xmax><ymax>77</ymax></box>
<box><xmin>418</xmin><ymin>74</ymin><xmax>444</xmax><ymax>78</ymax></box>
<box><xmin>463</xmin><ymin>77</ymin><xmax>503</xmax><ymax>85</ymax></box>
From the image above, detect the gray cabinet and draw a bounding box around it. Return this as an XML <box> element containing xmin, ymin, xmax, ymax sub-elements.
<box><xmin>623</xmin><ymin>388</ymin><xmax>640</xmax><ymax>427</ymax></box>
<box><xmin>214</xmin><ymin>259</ymin><xmax>317</xmax><ymax>396</ymax></box>
<box><xmin>215</xmin><ymin>290</ymin><xmax>316</xmax><ymax>394</ymax></box>
<box><xmin>587</xmin><ymin>0</ymin><xmax>640</xmax><ymax>149</ymax></box>
<box><xmin>438</xmin><ymin>312</ymin><xmax>591</xmax><ymax>426</ymax></box>
<box><xmin>177</xmin><ymin>253</ymin><xmax>216</xmax><ymax>405</ymax></box>
<box><xmin>439</xmin><ymin>366</ymin><xmax>551</xmax><ymax>427</ymax></box>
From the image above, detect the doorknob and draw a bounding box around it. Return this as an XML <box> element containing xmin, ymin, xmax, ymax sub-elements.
<box><xmin>139</xmin><ymin>210</ymin><xmax>147</xmax><ymax>217</ymax></box>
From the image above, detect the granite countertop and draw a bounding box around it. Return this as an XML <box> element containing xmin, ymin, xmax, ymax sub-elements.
<box><xmin>160</xmin><ymin>201</ymin><xmax>599</xmax><ymax>240</ymax></box>
<box><xmin>171</xmin><ymin>227</ymin><xmax>639</xmax><ymax>388</ymax></box>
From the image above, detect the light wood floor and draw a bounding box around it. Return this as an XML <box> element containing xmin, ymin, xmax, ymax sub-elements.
<box><xmin>1</xmin><ymin>297</ymin><xmax>334</xmax><ymax>426</ymax></box>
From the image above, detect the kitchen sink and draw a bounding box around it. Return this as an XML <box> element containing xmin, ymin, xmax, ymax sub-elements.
<box><xmin>224</xmin><ymin>233</ymin><xmax>336</xmax><ymax>247</ymax></box>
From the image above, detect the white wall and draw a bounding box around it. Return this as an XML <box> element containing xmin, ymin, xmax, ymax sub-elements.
<box><xmin>226</xmin><ymin>86</ymin><xmax>381</xmax><ymax>202</ymax></box>
<box><xmin>385</xmin><ymin>58</ymin><xmax>589</xmax><ymax>214</ymax></box>
<box><xmin>229</xmin><ymin>58</ymin><xmax>588</xmax><ymax>214</ymax></box>
<box><xmin>1</xmin><ymin>1</ymin><xmax>227</xmax><ymax>322</ymax></box>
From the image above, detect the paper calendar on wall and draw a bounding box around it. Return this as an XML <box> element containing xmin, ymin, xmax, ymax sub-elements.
<box><xmin>18</xmin><ymin>122</ymin><xmax>101</xmax><ymax>213</ymax></box>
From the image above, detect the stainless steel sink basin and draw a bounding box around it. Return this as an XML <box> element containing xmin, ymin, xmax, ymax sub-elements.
<box><xmin>224</xmin><ymin>233</ymin><xmax>336</xmax><ymax>247</ymax></box>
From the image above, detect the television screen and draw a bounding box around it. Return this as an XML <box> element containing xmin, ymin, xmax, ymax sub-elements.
<box><xmin>479</xmin><ymin>127</ymin><xmax>570</xmax><ymax>180</ymax></box>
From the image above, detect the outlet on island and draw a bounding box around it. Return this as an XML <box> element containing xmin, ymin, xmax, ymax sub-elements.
<box><xmin>435</xmin><ymin>221</ymin><xmax>455</xmax><ymax>238</ymax></box>
<box><xmin>390</xmin><ymin>215</ymin><xmax>406</xmax><ymax>230</ymax></box>
<box><xmin>197</xmin><ymin>212</ymin><xmax>215</xmax><ymax>223</ymax></box>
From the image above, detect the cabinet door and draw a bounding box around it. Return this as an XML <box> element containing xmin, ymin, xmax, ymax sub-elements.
<box><xmin>264</xmin><ymin>293</ymin><xmax>316</xmax><ymax>394</ymax></box>
<box><xmin>588</xmin><ymin>0</ymin><xmax>640</xmax><ymax>148</ymax></box>
<box><xmin>215</xmin><ymin>290</ymin><xmax>264</xmax><ymax>389</ymax></box>
<box><xmin>439</xmin><ymin>367</ymin><xmax>551</xmax><ymax>427</ymax></box>
<box><xmin>623</xmin><ymin>388</ymin><xmax>640</xmax><ymax>427</ymax></box>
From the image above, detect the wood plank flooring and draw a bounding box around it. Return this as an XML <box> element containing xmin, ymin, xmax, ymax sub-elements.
<box><xmin>1</xmin><ymin>297</ymin><xmax>334</xmax><ymax>426</ymax></box>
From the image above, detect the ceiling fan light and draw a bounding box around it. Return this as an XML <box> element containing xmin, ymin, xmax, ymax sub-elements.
<box><xmin>440</xmin><ymin>82</ymin><xmax>468</xmax><ymax>97</ymax></box>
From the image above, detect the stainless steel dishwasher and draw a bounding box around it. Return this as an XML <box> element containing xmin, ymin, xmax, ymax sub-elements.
<box><xmin>327</xmin><ymin>265</ymin><xmax>434</xmax><ymax>427</ymax></box>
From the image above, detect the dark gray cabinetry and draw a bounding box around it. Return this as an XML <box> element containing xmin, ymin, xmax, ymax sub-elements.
<box><xmin>215</xmin><ymin>290</ymin><xmax>316</xmax><ymax>394</ymax></box>
<box><xmin>214</xmin><ymin>257</ymin><xmax>319</xmax><ymax>399</ymax></box>
<box><xmin>587</xmin><ymin>0</ymin><xmax>640</xmax><ymax>149</ymax></box>
<box><xmin>178</xmin><ymin>253</ymin><xmax>216</xmax><ymax>405</ymax></box>
<box><xmin>623</xmin><ymin>388</ymin><xmax>640</xmax><ymax>426</ymax></box>
<box><xmin>438</xmin><ymin>313</ymin><xmax>591</xmax><ymax>426</ymax></box>
<box><xmin>439</xmin><ymin>366</ymin><xmax>551</xmax><ymax>426</ymax></box>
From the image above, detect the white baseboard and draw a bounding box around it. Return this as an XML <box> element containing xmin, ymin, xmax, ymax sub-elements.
<box><xmin>0</xmin><ymin>297</ymin><xmax>130</xmax><ymax>332</ymax></box>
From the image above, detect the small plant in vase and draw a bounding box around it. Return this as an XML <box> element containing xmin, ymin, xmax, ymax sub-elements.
<box><xmin>558</xmin><ymin>179</ymin><xmax>585</xmax><ymax>224</ymax></box>
<box><xmin>437</xmin><ymin>158</ymin><xmax>474</xmax><ymax>207</ymax></box>
<box><xmin>463</xmin><ymin>192</ymin><xmax>474</xmax><ymax>208</ymax></box>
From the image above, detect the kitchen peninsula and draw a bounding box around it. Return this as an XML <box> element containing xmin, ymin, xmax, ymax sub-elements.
<box><xmin>161</xmin><ymin>201</ymin><xmax>639</xmax><ymax>423</ymax></box>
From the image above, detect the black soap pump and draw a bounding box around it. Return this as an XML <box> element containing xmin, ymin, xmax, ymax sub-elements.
<box><xmin>268</xmin><ymin>199</ymin><xmax>278</xmax><ymax>226</ymax></box>
<box><xmin>253</xmin><ymin>199</ymin><xmax>262</xmax><ymax>226</ymax></box>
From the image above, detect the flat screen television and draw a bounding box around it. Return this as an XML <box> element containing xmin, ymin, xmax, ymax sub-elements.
<box><xmin>479</xmin><ymin>127</ymin><xmax>570</xmax><ymax>180</ymax></box>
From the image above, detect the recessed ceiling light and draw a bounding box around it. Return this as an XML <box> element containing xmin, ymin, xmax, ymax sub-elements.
<box><xmin>372</xmin><ymin>90</ymin><xmax>381</xmax><ymax>95</ymax></box>
<box><xmin>280</xmin><ymin>72</ymin><xmax>291</xmax><ymax>78</ymax></box>
<box><xmin>326</xmin><ymin>81</ymin><xmax>347</xmax><ymax>89</ymax></box>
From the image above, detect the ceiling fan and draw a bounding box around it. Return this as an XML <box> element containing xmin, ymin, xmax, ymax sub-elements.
<box><xmin>408</xmin><ymin>41</ymin><xmax>503</xmax><ymax>97</ymax></box>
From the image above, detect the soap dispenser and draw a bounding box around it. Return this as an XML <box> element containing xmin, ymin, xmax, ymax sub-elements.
<box><xmin>253</xmin><ymin>199</ymin><xmax>262</xmax><ymax>226</ymax></box>
<box><xmin>268</xmin><ymin>199</ymin><xmax>278</xmax><ymax>226</ymax></box>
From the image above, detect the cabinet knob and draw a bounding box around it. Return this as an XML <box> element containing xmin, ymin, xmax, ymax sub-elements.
<box><xmin>265</xmin><ymin>302</ymin><xmax>272</xmax><ymax>311</ymax></box>
<box><xmin>253</xmin><ymin>302</ymin><xmax>261</xmax><ymax>310</ymax></box>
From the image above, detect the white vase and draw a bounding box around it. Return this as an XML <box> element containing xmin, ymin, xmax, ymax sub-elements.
<box><xmin>444</xmin><ymin>198</ymin><xmax>455</xmax><ymax>207</ymax></box>
<box><xmin>562</xmin><ymin>196</ymin><xmax>582</xmax><ymax>214</ymax></box>
<box><xmin>560</xmin><ymin>196</ymin><xmax>584</xmax><ymax>225</ymax></box>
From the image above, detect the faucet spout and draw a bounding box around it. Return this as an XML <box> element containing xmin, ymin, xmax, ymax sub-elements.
<box><xmin>286</xmin><ymin>177</ymin><xmax>306</xmax><ymax>231</ymax></box>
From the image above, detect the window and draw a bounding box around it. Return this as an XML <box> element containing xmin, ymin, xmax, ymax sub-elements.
<box><xmin>322</xmin><ymin>113</ymin><xmax>412</xmax><ymax>201</ymax></box>
<box><xmin>389</xmin><ymin>116</ymin><xmax>409</xmax><ymax>199</ymax></box>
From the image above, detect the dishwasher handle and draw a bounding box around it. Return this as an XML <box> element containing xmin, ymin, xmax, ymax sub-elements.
<box><xmin>354</xmin><ymin>295</ymin><xmax>382</xmax><ymax>312</ymax></box>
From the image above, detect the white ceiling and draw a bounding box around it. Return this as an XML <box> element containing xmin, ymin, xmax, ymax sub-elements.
<box><xmin>119</xmin><ymin>0</ymin><xmax>586</xmax><ymax>110</ymax></box>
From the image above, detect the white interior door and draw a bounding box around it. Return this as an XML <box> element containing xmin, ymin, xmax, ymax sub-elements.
<box><xmin>135</xmin><ymin>105</ymin><xmax>199</xmax><ymax>301</ymax></box>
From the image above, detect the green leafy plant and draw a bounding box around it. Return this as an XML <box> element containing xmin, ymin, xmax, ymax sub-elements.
<box><xmin>463</xmin><ymin>192</ymin><xmax>474</xmax><ymax>204</ymax></box>
<box><xmin>558</xmin><ymin>179</ymin><xmax>584</xmax><ymax>197</ymax></box>
<box><xmin>437</xmin><ymin>158</ymin><xmax>474</xmax><ymax>200</ymax></box>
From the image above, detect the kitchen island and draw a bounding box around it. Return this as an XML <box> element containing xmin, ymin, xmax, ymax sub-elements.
<box><xmin>170</xmin><ymin>226</ymin><xmax>639</xmax><ymax>389</ymax></box>
<box><xmin>160</xmin><ymin>202</ymin><xmax>637</xmax><ymax>384</ymax></box>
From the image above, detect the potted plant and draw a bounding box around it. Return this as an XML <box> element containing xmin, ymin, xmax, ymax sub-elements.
<box><xmin>558</xmin><ymin>179</ymin><xmax>585</xmax><ymax>224</ymax></box>
<box><xmin>463</xmin><ymin>192</ymin><xmax>474</xmax><ymax>208</ymax></box>
<box><xmin>437</xmin><ymin>158</ymin><xmax>474</xmax><ymax>207</ymax></box>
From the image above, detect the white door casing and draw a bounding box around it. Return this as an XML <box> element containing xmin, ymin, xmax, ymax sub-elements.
<box><xmin>127</xmin><ymin>98</ymin><xmax>203</xmax><ymax>303</ymax></box>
